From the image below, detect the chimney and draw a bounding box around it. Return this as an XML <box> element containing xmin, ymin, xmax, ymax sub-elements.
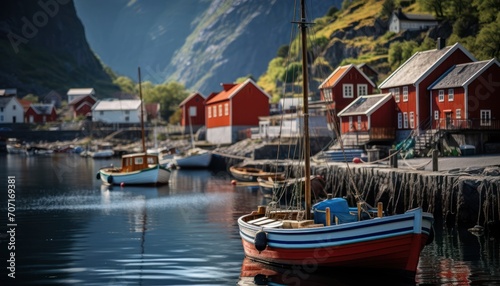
<box><xmin>437</xmin><ymin>37</ymin><xmax>445</xmax><ymax>50</ymax></box>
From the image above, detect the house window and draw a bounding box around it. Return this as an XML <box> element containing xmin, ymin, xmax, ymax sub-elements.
<box><xmin>218</xmin><ymin>104</ymin><xmax>222</xmax><ymax>117</ymax></box>
<box><xmin>189</xmin><ymin>106</ymin><xmax>197</xmax><ymax>117</ymax></box>
<box><xmin>212</xmin><ymin>106</ymin><xmax>217</xmax><ymax>117</ymax></box>
<box><xmin>434</xmin><ymin>110</ymin><xmax>439</xmax><ymax>120</ymax></box>
<box><xmin>394</xmin><ymin>88</ymin><xmax>400</xmax><ymax>103</ymax></box>
<box><xmin>224</xmin><ymin>103</ymin><xmax>229</xmax><ymax>116</ymax></box>
<box><xmin>125</xmin><ymin>110</ymin><xmax>129</xmax><ymax>114</ymax></box>
<box><xmin>480</xmin><ymin>110</ymin><xmax>491</xmax><ymax>126</ymax></box>
<box><xmin>357</xmin><ymin>84</ymin><xmax>368</xmax><ymax>96</ymax></box>
<box><xmin>100</xmin><ymin>111</ymin><xmax>104</xmax><ymax>115</ymax></box>
<box><xmin>438</xmin><ymin>90</ymin><xmax>444</xmax><ymax>102</ymax></box>
<box><xmin>402</xmin><ymin>86</ymin><xmax>408</xmax><ymax>102</ymax></box>
<box><xmin>208</xmin><ymin>106</ymin><xmax>211</xmax><ymax>118</ymax></box>
<box><xmin>125</xmin><ymin>116</ymin><xmax>129</xmax><ymax>122</ymax></box>
<box><xmin>448</xmin><ymin>89</ymin><xmax>454</xmax><ymax>101</ymax></box>
<box><xmin>398</xmin><ymin>113</ymin><xmax>402</xmax><ymax>129</ymax></box>
<box><xmin>12</xmin><ymin>105</ymin><xmax>16</xmax><ymax>110</ymax></box>
<box><xmin>0</xmin><ymin>115</ymin><xmax>3</xmax><ymax>122</ymax></box>
<box><xmin>357</xmin><ymin>116</ymin><xmax>362</xmax><ymax>130</ymax></box>
<box><xmin>349</xmin><ymin>116</ymin><xmax>353</xmax><ymax>131</ymax></box>
<box><xmin>0</xmin><ymin>107</ymin><xmax>3</xmax><ymax>112</ymax></box>
<box><xmin>409</xmin><ymin>112</ymin><xmax>415</xmax><ymax>128</ymax></box>
<box><xmin>134</xmin><ymin>157</ymin><xmax>143</xmax><ymax>165</ymax></box>
<box><xmin>403</xmin><ymin>112</ymin><xmax>408</xmax><ymax>128</ymax></box>
<box><xmin>343</xmin><ymin>84</ymin><xmax>353</xmax><ymax>98</ymax></box>
<box><xmin>323</xmin><ymin>89</ymin><xmax>333</xmax><ymax>102</ymax></box>
<box><xmin>456</xmin><ymin>109</ymin><xmax>461</xmax><ymax>119</ymax></box>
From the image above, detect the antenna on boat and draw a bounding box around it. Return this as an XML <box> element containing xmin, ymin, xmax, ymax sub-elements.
<box><xmin>299</xmin><ymin>0</ymin><xmax>312</xmax><ymax>219</ymax></box>
<box><xmin>138</xmin><ymin>67</ymin><xmax>146</xmax><ymax>153</ymax></box>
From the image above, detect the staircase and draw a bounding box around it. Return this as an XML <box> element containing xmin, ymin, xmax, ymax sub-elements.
<box><xmin>413</xmin><ymin>129</ymin><xmax>441</xmax><ymax>157</ymax></box>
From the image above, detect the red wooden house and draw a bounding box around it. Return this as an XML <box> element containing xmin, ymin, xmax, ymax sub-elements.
<box><xmin>428</xmin><ymin>59</ymin><xmax>500</xmax><ymax>130</ymax></box>
<box><xmin>68</xmin><ymin>94</ymin><xmax>97</xmax><ymax>119</ymax></box>
<box><xmin>25</xmin><ymin>103</ymin><xmax>57</xmax><ymax>123</ymax></box>
<box><xmin>337</xmin><ymin>93</ymin><xmax>396</xmax><ymax>145</ymax></box>
<box><xmin>378</xmin><ymin>41</ymin><xmax>475</xmax><ymax>133</ymax></box>
<box><xmin>318</xmin><ymin>64</ymin><xmax>376</xmax><ymax>130</ymax></box>
<box><xmin>205</xmin><ymin>79</ymin><xmax>270</xmax><ymax>144</ymax></box>
<box><xmin>179</xmin><ymin>92</ymin><xmax>206</xmax><ymax>134</ymax></box>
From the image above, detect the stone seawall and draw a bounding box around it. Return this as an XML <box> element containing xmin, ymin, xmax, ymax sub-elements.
<box><xmin>245</xmin><ymin>159</ymin><xmax>500</xmax><ymax>232</ymax></box>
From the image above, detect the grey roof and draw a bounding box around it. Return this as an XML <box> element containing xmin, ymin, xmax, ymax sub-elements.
<box><xmin>67</xmin><ymin>88</ymin><xmax>95</xmax><ymax>95</ymax></box>
<box><xmin>0</xmin><ymin>96</ymin><xmax>13</xmax><ymax>107</ymax></box>
<box><xmin>429</xmin><ymin>60</ymin><xmax>493</xmax><ymax>89</ymax></box>
<box><xmin>93</xmin><ymin>99</ymin><xmax>141</xmax><ymax>111</ymax></box>
<box><xmin>379</xmin><ymin>46</ymin><xmax>453</xmax><ymax>88</ymax></box>
<box><xmin>338</xmin><ymin>93</ymin><xmax>392</xmax><ymax>116</ymax></box>
<box><xmin>31</xmin><ymin>104</ymin><xmax>55</xmax><ymax>115</ymax></box>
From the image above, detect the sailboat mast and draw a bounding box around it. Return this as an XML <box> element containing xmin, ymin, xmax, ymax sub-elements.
<box><xmin>138</xmin><ymin>67</ymin><xmax>146</xmax><ymax>153</ymax></box>
<box><xmin>300</xmin><ymin>0</ymin><xmax>312</xmax><ymax>219</ymax></box>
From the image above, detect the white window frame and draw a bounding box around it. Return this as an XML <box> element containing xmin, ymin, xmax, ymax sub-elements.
<box><xmin>224</xmin><ymin>103</ymin><xmax>229</xmax><ymax>116</ymax></box>
<box><xmin>438</xmin><ymin>90</ymin><xmax>444</xmax><ymax>102</ymax></box>
<box><xmin>189</xmin><ymin>106</ymin><xmax>197</xmax><ymax>117</ymax></box>
<box><xmin>323</xmin><ymin>88</ymin><xmax>333</xmax><ymax>102</ymax></box>
<box><xmin>394</xmin><ymin>88</ymin><xmax>400</xmax><ymax>103</ymax></box>
<box><xmin>218</xmin><ymin>104</ymin><xmax>222</xmax><ymax>117</ymax></box>
<box><xmin>480</xmin><ymin>110</ymin><xmax>491</xmax><ymax>126</ymax></box>
<box><xmin>343</xmin><ymin>84</ymin><xmax>353</xmax><ymax>98</ymax></box>
<box><xmin>434</xmin><ymin>110</ymin><xmax>439</xmax><ymax>120</ymax></box>
<box><xmin>409</xmin><ymin>112</ymin><xmax>415</xmax><ymax>129</ymax></box>
<box><xmin>448</xmin><ymin>89</ymin><xmax>454</xmax><ymax>101</ymax></box>
<box><xmin>357</xmin><ymin>116</ymin><xmax>362</xmax><ymax>130</ymax></box>
<box><xmin>357</xmin><ymin>84</ymin><xmax>368</xmax><ymax>96</ymax></box>
<box><xmin>456</xmin><ymin>109</ymin><xmax>461</xmax><ymax>119</ymax></box>
<box><xmin>403</xmin><ymin>112</ymin><xmax>408</xmax><ymax>128</ymax></box>
<box><xmin>349</xmin><ymin>116</ymin><xmax>353</xmax><ymax>131</ymax></box>
<box><xmin>398</xmin><ymin>113</ymin><xmax>402</xmax><ymax>129</ymax></box>
<box><xmin>402</xmin><ymin>86</ymin><xmax>408</xmax><ymax>102</ymax></box>
<box><xmin>212</xmin><ymin>106</ymin><xmax>217</xmax><ymax>118</ymax></box>
<box><xmin>208</xmin><ymin>106</ymin><xmax>211</xmax><ymax>118</ymax></box>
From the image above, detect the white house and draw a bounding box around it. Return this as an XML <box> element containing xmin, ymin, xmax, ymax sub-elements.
<box><xmin>67</xmin><ymin>88</ymin><xmax>95</xmax><ymax>103</ymax></box>
<box><xmin>0</xmin><ymin>96</ymin><xmax>24</xmax><ymax>123</ymax></box>
<box><xmin>91</xmin><ymin>99</ymin><xmax>144</xmax><ymax>124</ymax></box>
<box><xmin>389</xmin><ymin>8</ymin><xmax>438</xmax><ymax>33</ymax></box>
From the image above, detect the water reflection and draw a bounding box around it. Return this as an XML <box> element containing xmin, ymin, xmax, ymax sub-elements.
<box><xmin>238</xmin><ymin>258</ymin><xmax>417</xmax><ymax>286</ymax></box>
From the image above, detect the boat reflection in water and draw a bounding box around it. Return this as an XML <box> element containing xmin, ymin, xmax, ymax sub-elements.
<box><xmin>239</xmin><ymin>258</ymin><xmax>418</xmax><ymax>286</ymax></box>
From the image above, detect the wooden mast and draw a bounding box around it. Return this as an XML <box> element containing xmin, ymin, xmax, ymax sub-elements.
<box><xmin>300</xmin><ymin>0</ymin><xmax>312</xmax><ymax>219</ymax></box>
<box><xmin>138</xmin><ymin>67</ymin><xmax>146</xmax><ymax>153</ymax></box>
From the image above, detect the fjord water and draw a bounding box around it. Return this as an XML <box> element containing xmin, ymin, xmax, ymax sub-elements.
<box><xmin>1</xmin><ymin>154</ymin><xmax>499</xmax><ymax>285</ymax></box>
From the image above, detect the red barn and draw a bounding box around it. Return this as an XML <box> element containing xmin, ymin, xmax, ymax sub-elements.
<box><xmin>337</xmin><ymin>93</ymin><xmax>396</xmax><ymax>146</ymax></box>
<box><xmin>68</xmin><ymin>94</ymin><xmax>97</xmax><ymax>118</ymax></box>
<box><xmin>319</xmin><ymin>64</ymin><xmax>376</xmax><ymax>130</ymax></box>
<box><xmin>429</xmin><ymin>59</ymin><xmax>500</xmax><ymax>130</ymax></box>
<box><xmin>378</xmin><ymin>41</ymin><xmax>475</xmax><ymax>133</ymax></box>
<box><xmin>205</xmin><ymin>79</ymin><xmax>270</xmax><ymax>144</ymax></box>
<box><xmin>179</xmin><ymin>92</ymin><xmax>205</xmax><ymax>134</ymax></box>
<box><xmin>25</xmin><ymin>103</ymin><xmax>57</xmax><ymax>123</ymax></box>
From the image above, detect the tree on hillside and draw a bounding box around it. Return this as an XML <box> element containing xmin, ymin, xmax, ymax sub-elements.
<box><xmin>114</xmin><ymin>76</ymin><xmax>136</xmax><ymax>95</ymax></box>
<box><xmin>417</xmin><ymin>0</ymin><xmax>446</xmax><ymax>18</ymax></box>
<box><xmin>473</xmin><ymin>0</ymin><xmax>500</xmax><ymax>24</ymax></box>
<box><xmin>142</xmin><ymin>81</ymin><xmax>189</xmax><ymax>122</ymax></box>
<box><xmin>23</xmin><ymin>94</ymin><xmax>39</xmax><ymax>103</ymax></box>
<box><xmin>380</xmin><ymin>0</ymin><xmax>395</xmax><ymax>20</ymax></box>
<box><xmin>475</xmin><ymin>19</ymin><xmax>500</xmax><ymax>59</ymax></box>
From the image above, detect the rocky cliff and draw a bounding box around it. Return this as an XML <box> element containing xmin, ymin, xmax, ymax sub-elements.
<box><xmin>0</xmin><ymin>0</ymin><xmax>118</xmax><ymax>97</ymax></box>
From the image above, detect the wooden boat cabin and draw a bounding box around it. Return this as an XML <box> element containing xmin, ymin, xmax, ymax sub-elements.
<box><xmin>121</xmin><ymin>153</ymin><xmax>159</xmax><ymax>172</ymax></box>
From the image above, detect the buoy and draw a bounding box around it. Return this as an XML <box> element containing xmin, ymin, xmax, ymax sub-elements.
<box><xmin>231</xmin><ymin>180</ymin><xmax>237</xmax><ymax>185</ymax></box>
<box><xmin>96</xmin><ymin>172</ymin><xmax>101</xmax><ymax>180</ymax></box>
<box><xmin>120</xmin><ymin>182</ymin><xmax>125</xmax><ymax>187</ymax></box>
<box><xmin>353</xmin><ymin>157</ymin><xmax>361</xmax><ymax>164</ymax></box>
<box><xmin>254</xmin><ymin>230</ymin><xmax>267</xmax><ymax>252</ymax></box>
<box><xmin>107</xmin><ymin>175</ymin><xmax>113</xmax><ymax>184</ymax></box>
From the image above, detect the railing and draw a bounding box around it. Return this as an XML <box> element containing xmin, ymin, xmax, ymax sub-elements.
<box><xmin>436</xmin><ymin>119</ymin><xmax>500</xmax><ymax>130</ymax></box>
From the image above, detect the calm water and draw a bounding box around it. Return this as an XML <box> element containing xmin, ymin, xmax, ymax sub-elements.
<box><xmin>0</xmin><ymin>154</ymin><xmax>499</xmax><ymax>285</ymax></box>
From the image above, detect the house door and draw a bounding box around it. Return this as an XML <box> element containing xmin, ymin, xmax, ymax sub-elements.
<box><xmin>445</xmin><ymin>112</ymin><xmax>452</xmax><ymax>129</ymax></box>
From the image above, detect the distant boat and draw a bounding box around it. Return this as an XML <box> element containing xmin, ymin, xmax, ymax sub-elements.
<box><xmin>173</xmin><ymin>147</ymin><xmax>212</xmax><ymax>169</ymax></box>
<box><xmin>6</xmin><ymin>138</ymin><xmax>24</xmax><ymax>154</ymax></box>
<box><xmin>89</xmin><ymin>142</ymin><xmax>114</xmax><ymax>158</ymax></box>
<box><xmin>97</xmin><ymin>67</ymin><xmax>171</xmax><ymax>186</ymax></box>
<box><xmin>229</xmin><ymin>165</ymin><xmax>284</xmax><ymax>182</ymax></box>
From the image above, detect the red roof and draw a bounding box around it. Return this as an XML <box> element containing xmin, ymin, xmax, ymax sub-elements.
<box><xmin>206</xmin><ymin>79</ymin><xmax>270</xmax><ymax>105</ymax></box>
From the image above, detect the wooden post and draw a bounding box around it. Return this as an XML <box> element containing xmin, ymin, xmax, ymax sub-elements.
<box><xmin>257</xmin><ymin>206</ymin><xmax>266</xmax><ymax>214</ymax></box>
<box><xmin>357</xmin><ymin>202</ymin><xmax>362</xmax><ymax>221</ymax></box>
<box><xmin>325</xmin><ymin>207</ymin><xmax>331</xmax><ymax>226</ymax></box>
<box><xmin>377</xmin><ymin>202</ymin><xmax>383</xmax><ymax>218</ymax></box>
<box><xmin>432</xmin><ymin>149</ymin><xmax>438</xmax><ymax>171</ymax></box>
<box><xmin>389</xmin><ymin>149</ymin><xmax>398</xmax><ymax>168</ymax></box>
